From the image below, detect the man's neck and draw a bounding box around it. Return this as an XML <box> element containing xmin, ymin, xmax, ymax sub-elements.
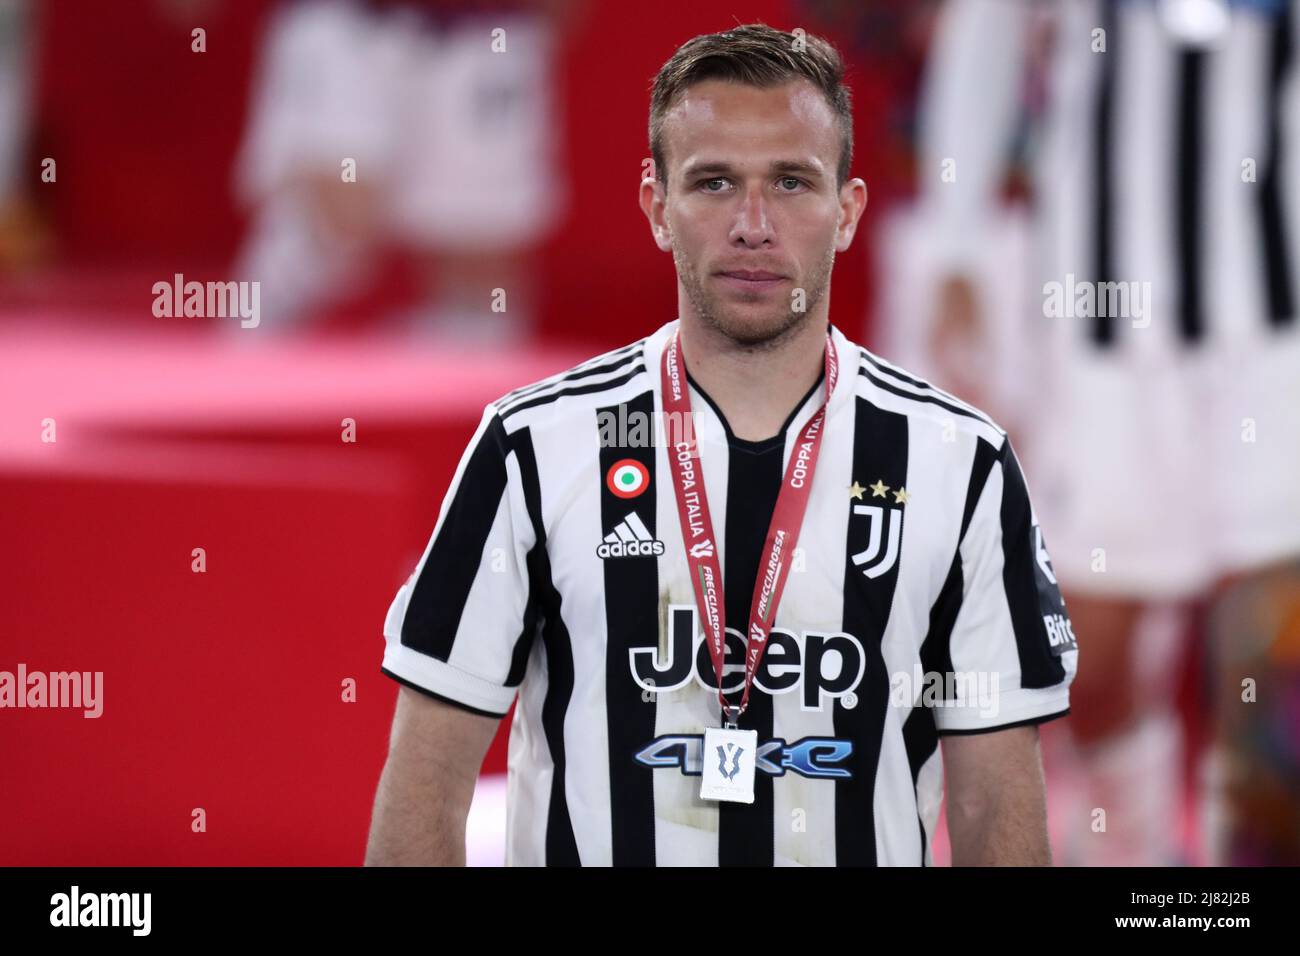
<box><xmin>677</xmin><ymin>313</ymin><xmax>831</xmax><ymax>442</ymax></box>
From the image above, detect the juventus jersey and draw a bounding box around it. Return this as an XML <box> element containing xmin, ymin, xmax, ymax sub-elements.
<box><xmin>380</xmin><ymin>319</ymin><xmax>1078</xmax><ymax>866</ymax></box>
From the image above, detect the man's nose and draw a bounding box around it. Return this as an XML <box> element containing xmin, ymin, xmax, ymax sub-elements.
<box><xmin>729</xmin><ymin>186</ymin><xmax>774</xmax><ymax>246</ymax></box>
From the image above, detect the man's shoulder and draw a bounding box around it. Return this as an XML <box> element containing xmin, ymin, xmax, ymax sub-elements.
<box><xmin>843</xmin><ymin>339</ymin><xmax>1008</xmax><ymax>451</ymax></box>
<box><xmin>488</xmin><ymin>335</ymin><xmax>654</xmax><ymax>430</ymax></box>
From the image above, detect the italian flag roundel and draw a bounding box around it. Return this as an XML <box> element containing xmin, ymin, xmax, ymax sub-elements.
<box><xmin>606</xmin><ymin>459</ymin><xmax>649</xmax><ymax>499</ymax></box>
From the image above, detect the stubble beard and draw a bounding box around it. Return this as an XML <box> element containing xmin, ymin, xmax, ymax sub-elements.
<box><xmin>673</xmin><ymin>238</ymin><xmax>837</xmax><ymax>351</ymax></box>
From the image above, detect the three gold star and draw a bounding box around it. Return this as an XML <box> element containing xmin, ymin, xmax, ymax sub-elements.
<box><xmin>854</xmin><ymin>479</ymin><xmax>911</xmax><ymax>505</ymax></box>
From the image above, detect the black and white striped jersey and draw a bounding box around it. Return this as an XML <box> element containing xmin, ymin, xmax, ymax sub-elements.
<box><xmin>921</xmin><ymin>0</ymin><xmax>1299</xmax><ymax>349</ymax></box>
<box><xmin>381</xmin><ymin>319</ymin><xmax>1077</xmax><ymax>866</ymax></box>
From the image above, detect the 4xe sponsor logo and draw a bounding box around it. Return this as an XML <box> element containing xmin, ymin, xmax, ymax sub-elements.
<box><xmin>630</xmin><ymin>604</ymin><xmax>866</xmax><ymax>711</ymax></box>
<box><xmin>636</xmin><ymin>734</ymin><xmax>854</xmax><ymax>779</ymax></box>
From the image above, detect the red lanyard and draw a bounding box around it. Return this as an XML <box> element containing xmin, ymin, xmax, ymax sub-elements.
<box><xmin>659</xmin><ymin>326</ymin><xmax>838</xmax><ymax>726</ymax></box>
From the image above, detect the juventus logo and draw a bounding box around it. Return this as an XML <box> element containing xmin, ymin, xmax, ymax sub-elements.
<box><xmin>851</xmin><ymin>504</ymin><xmax>902</xmax><ymax>578</ymax></box>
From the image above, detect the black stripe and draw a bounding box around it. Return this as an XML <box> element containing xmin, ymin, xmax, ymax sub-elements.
<box><xmin>402</xmin><ymin>412</ymin><xmax>511</xmax><ymax>660</ymax></box>
<box><xmin>509</xmin><ymin>427</ymin><xmax>581</xmax><ymax>865</ymax></box>
<box><xmin>857</xmin><ymin>366</ymin><xmax>1003</xmax><ymax>433</ymax></box>
<box><xmin>919</xmin><ymin>559</ymin><xmax>961</xmax><ymax>705</ymax></box>
<box><xmin>857</xmin><ymin>349</ymin><xmax>997</xmax><ymax>432</ymax></box>
<box><xmin>1090</xmin><ymin>0</ymin><xmax>1117</xmax><ymax>347</ymax></box>
<box><xmin>507</xmin><ymin>437</ymin><xmax>547</xmax><ymax>687</ymax></box>
<box><xmin>997</xmin><ymin>442</ymin><xmax>1068</xmax><ymax>689</ymax></box>
<box><xmin>716</xmin><ymin>439</ymin><xmax>783</xmax><ymax>866</ymax></box>
<box><xmin>1176</xmin><ymin>45</ymin><xmax>1207</xmax><ymax>344</ymax></box>
<box><xmin>1259</xmin><ymin>2</ymin><xmax>1296</xmax><ymax>329</ymax></box>
<box><xmin>598</xmin><ymin>391</ymin><xmax>659</xmax><ymax>866</ymax></box>
<box><xmin>498</xmin><ymin>342</ymin><xmax>645</xmax><ymax>413</ymax></box>
<box><xmin>936</xmin><ymin>708</ymin><xmax>1070</xmax><ymax>737</ymax></box>
<box><xmin>959</xmin><ymin>437</ymin><xmax>1001</xmax><ymax>542</ymax></box>
<box><xmin>836</xmin><ymin>397</ymin><xmax>908</xmax><ymax>866</ymax></box>
<box><xmin>505</xmin><ymin>594</ymin><xmax>537</xmax><ymax>688</ymax></box>
<box><xmin>500</xmin><ymin>364</ymin><xmax>648</xmax><ymax>421</ymax></box>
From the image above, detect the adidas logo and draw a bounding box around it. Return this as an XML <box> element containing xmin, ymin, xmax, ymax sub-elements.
<box><xmin>597</xmin><ymin>511</ymin><xmax>665</xmax><ymax>559</ymax></box>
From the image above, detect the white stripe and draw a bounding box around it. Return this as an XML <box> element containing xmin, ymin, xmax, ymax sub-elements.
<box><xmin>498</xmin><ymin>340</ymin><xmax>643</xmax><ymax>407</ymax></box>
<box><xmin>859</xmin><ymin>347</ymin><xmax>1000</xmax><ymax>431</ymax></box>
<box><xmin>445</xmin><ymin>451</ymin><xmax>536</xmax><ymax>679</ymax></box>
<box><xmin>771</xmin><ymin>385</ymin><xmax>851</xmax><ymax>865</ymax></box>
<box><xmin>623</xmin><ymin>510</ymin><xmax>653</xmax><ymax>540</ymax></box>
<box><xmin>529</xmin><ymin>399</ymin><xmax>614</xmax><ymax>864</ymax></box>
<box><xmin>506</xmin><ymin>636</ymin><xmax>553</xmax><ymax>865</ymax></box>
<box><xmin>855</xmin><ymin>375</ymin><xmax>1006</xmax><ymax>449</ymax></box>
<box><xmin>499</xmin><ymin>346</ymin><xmax>645</xmax><ymax>415</ymax></box>
<box><xmin>503</xmin><ymin>367</ymin><xmax>655</xmax><ymax>433</ymax></box>
<box><xmin>1205</xmin><ymin>10</ymin><xmax>1278</xmax><ymax>338</ymax></box>
<box><xmin>945</xmin><ymin>459</ymin><xmax>1020</xmax><ymax>713</ymax></box>
<box><xmin>872</xmin><ymin>418</ymin><xmax>976</xmax><ymax>865</ymax></box>
<box><xmin>1115</xmin><ymin>0</ymin><xmax>1180</xmax><ymax>355</ymax></box>
<box><xmin>380</xmin><ymin>635</ymin><xmax>518</xmax><ymax>716</ymax></box>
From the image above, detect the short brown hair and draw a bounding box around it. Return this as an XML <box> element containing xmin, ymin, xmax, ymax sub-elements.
<box><xmin>648</xmin><ymin>23</ymin><xmax>853</xmax><ymax>190</ymax></box>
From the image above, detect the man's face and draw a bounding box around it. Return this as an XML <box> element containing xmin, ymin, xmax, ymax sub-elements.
<box><xmin>642</xmin><ymin>78</ymin><xmax>864</xmax><ymax>347</ymax></box>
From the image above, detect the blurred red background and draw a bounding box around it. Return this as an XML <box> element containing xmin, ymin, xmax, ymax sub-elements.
<box><xmin>1</xmin><ymin>0</ymin><xmax>922</xmax><ymax>863</ymax></box>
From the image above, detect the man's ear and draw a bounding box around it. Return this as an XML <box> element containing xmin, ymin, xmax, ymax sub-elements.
<box><xmin>834</xmin><ymin>177</ymin><xmax>869</xmax><ymax>253</ymax></box>
<box><xmin>639</xmin><ymin>175</ymin><xmax>673</xmax><ymax>252</ymax></box>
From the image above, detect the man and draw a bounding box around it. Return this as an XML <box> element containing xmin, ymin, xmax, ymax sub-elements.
<box><xmin>365</xmin><ymin>23</ymin><xmax>1077</xmax><ymax>867</ymax></box>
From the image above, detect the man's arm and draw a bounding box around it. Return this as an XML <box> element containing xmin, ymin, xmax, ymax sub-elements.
<box><xmin>364</xmin><ymin>685</ymin><xmax>502</xmax><ymax>866</ymax></box>
<box><xmin>941</xmin><ymin>724</ymin><xmax>1051</xmax><ymax>866</ymax></box>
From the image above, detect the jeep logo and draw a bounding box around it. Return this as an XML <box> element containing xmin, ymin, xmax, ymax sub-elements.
<box><xmin>630</xmin><ymin>605</ymin><xmax>866</xmax><ymax>711</ymax></box>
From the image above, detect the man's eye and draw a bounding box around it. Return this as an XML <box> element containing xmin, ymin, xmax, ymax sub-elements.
<box><xmin>779</xmin><ymin>177</ymin><xmax>805</xmax><ymax>191</ymax></box>
<box><xmin>700</xmin><ymin>178</ymin><xmax>729</xmax><ymax>192</ymax></box>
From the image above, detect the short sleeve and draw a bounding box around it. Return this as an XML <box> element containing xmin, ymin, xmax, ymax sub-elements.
<box><xmin>381</xmin><ymin>404</ymin><xmax>539</xmax><ymax>718</ymax></box>
<box><xmin>932</xmin><ymin>437</ymin><xmax>1078</xmax><ymax>735</ymax></box>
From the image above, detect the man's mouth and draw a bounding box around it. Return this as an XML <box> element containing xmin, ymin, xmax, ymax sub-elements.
<box><xmin>715</xmin><ymin>270</ymin><xmax>788</xmax><ymax>291</ymax></box>
<box><xmin>717</xmin><ymin>270</ymin><xmax>785</xmax><ymax>281</ymax></box>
